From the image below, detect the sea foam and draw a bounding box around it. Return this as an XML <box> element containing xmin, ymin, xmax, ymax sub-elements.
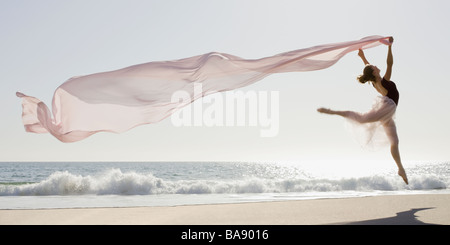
<box><xmin>0</xmin><ymin>168</ymin><xmax>447</xmax><ymax>196</ymax></box>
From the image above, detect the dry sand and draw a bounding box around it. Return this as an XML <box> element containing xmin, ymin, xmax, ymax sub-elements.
<box><xmin>1</xmin><ymin>194</ymin><xmax>449</xmax><ymax>225</ymax></box>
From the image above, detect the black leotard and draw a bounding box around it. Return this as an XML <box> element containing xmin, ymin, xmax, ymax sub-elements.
<box><xmin>381</xmin><ymin>78</ymin><xmax>399</xmax><ymax>105</ymax></box>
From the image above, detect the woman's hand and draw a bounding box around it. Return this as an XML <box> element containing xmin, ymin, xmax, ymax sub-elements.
<box><xmin>358</xmin><ymin>49</ymin><xmax>370</xmax><ymax>65</ymax></box>
<box><xmin>358</xmin><ymin>49</ymin><xmax>365</xmax><ymax>58</ymax></box>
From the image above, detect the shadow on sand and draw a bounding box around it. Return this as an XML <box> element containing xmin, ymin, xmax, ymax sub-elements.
<box><xmin>335</xmin><ymin>208</ymin><xmax>437</xmax><ymax>225</ymax></box>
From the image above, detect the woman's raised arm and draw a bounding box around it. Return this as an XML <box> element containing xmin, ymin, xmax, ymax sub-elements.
<box><xmin>358</xmin><ymin>49</ymin><xmax>370</xmax><ymax>65</ymax></box>
<box><xmin>383</xmin><ymin>37</ymin><xmax>394</xmax><ymax>81</ymax></box>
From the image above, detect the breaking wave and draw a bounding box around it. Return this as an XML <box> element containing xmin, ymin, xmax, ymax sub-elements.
<box><xmin>0</xmin><ymin>168</ymin><xmax>447</xmax><ymax>196</ymax></box>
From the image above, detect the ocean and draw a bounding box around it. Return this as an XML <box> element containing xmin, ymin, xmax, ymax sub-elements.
<box><xmin>0</xmin><ymin>161</ymin><xmax>449</xmax><ymax>209</ymax></box>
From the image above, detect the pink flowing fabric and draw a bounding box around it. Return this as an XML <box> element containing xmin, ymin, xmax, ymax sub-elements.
<box><xmin>17</xmin><ymin>36</ymin><xmax>391</xmax><ymax>142</ymax></box>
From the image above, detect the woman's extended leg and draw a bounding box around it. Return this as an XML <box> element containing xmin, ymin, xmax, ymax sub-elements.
<box><xmin>317</xmin><ymin>108</ymin><xmax>380</xmax><ymax>124</ymax></box>
<box><xmin>318</xmin><ymin>107</ymin><xmax>409</xmax><ymax>184</ymax></box>
<box><xmin>383</xmin><ymin>119</ymin><xmax>408</xmax><ymax>184</ymax></box>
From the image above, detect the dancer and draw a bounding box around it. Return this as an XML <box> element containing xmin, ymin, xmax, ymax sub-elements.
<box><xmin>317</xmin><ymin>37</ymin><xmax>408</xmax><ymax>184</ymax></box>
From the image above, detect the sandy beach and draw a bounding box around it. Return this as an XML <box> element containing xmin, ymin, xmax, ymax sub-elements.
<box><xmin>1</xmin><ymin>194</ymin><xmax>449</xmax><ymax>225</ymax></box>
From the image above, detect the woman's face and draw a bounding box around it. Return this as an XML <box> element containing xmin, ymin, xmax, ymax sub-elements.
<box><xmin>371</xmin><ymin>65</ymin><xmax>381</xmax><ymax>77</ymax></box>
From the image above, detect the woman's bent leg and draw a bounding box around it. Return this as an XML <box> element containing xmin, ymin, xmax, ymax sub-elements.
<box><xmin>384</xmin><ymin>119</ymin><xmax>408</xmax><ymax>184</ymax></box>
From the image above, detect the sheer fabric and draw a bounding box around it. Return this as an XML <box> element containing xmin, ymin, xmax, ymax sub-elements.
<box><xmin>17</xmin><ymin>36</ymin><xmax>391</xmax><ymax>142</ymax></box>
<box><xmin>344</xmin><ymin>96</ymin><xmax>398</xmax><ymax>149</ymax></box>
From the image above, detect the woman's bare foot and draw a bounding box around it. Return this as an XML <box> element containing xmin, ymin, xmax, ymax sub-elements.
<box><xmin>398</xmin><ymin>168</ymin><xmax>409</xmax><ymax>185</ymax></box>
<box><xmin>317</xmin><ymin>108</ymin><xmax>334</xmax><ymax>114</ymax></box>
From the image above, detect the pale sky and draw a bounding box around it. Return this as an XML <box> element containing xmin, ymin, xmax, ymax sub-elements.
<box><xmin>1</xmin><ymin>0</ymin><xmax>450</xmax><ymax>163</ymax></box>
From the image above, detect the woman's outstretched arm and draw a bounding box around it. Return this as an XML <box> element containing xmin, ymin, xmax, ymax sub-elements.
<box><xmin>383</xmin><ymin>37</ymin><xmax>394</xmax><ymax>81</ymax></box>
<box><xmin>358</xmin><ymin>49</ymin><xmax>370</xmax><ymax>65</ymax></box>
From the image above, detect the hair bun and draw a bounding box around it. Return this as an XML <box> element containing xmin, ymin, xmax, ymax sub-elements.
<box><xmin>357</xmin><ymin>74</ymin><xmax>368</xmax><ymax>84</ymax></box>
<box><xmin>357</xmin><ymin>65</ymin><xmax>376</xmax><ymax>84</ymax></box>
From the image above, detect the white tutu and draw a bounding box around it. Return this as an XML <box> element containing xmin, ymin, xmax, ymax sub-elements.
<box><xmin>344</xmin><ymin>96</ymin><xmax>398</xmax><ymax>150</ymax></box>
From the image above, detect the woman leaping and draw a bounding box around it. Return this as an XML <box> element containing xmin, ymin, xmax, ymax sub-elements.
<box><xmin>317</xmin><ymin>37</ymin><xmax>408</xmax><ymax>184</ymax></box>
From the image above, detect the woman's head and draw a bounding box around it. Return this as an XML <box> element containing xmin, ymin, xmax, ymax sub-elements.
<box><xmin>357</xmin><ymin>65</ymin><xmax>380</xmax><ymax>84</ymax></box>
